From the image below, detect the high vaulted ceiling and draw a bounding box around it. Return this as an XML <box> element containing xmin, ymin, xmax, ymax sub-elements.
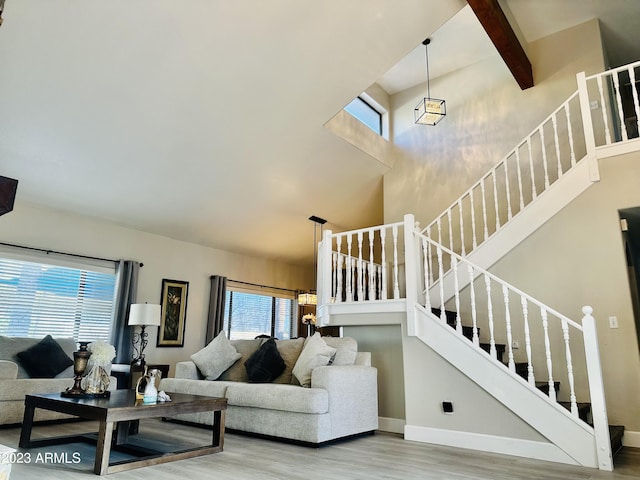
<box><xmin>1</xmin><ymin>1</ymin><xmax>639</xmax><ymax>266</ymax></box>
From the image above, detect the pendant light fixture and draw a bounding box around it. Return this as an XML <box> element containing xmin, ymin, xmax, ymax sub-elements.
<box><xmin>414</xmin><ymin>38</ymin><xmax>446</xmax><ymax>126</ymax></box>
<box><xmin>298</xmin><ymin>215</ymin><xmax>327</xmax><ymax>306</ymax></box>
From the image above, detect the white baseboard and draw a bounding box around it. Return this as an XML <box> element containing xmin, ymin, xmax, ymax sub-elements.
<box><xmin>404</xmin><ymin>425</ymin><xmax>580</xmax><ymax>466</ymax></box>
<box><xmin>377</xmin><ymin>417</ymin><xmax>405</xmax><ymax>434</ymax></box>
<box><xmin>623</xmin><ymin>430</ymin><xmax>640</xmax><ymax>448</ymax></box>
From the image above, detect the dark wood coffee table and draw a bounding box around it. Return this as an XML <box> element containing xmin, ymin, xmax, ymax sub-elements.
<box><xmin>19</xmin><ymin>390</ymin><xmax>227</xmax><ymax>475</ymax></box>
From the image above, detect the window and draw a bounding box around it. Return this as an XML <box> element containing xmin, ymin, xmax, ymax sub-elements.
<box><xmin>0</xmin><ymin>256</ymin><xmax>117</xmax><ymax>342</ymax></box>
<box><xmin>344</xmin><ymin>96</ymin><xmax>382</xmax><ymax>135</ymax></box>
<box><xmin>223</xmin><ymin>288</ymin><xmax>294</xmax><ymax>340</ymax></box>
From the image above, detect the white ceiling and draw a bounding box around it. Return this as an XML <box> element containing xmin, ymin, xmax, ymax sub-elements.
<box><xmin>1</xmin><ymin>0</ymin><xmax>639</xmax><ymax>266</ymax></box>
<box><xmin>379</xmin><ymin>0</ymin><xmax>640</xmax><ymax>95</ymax></box>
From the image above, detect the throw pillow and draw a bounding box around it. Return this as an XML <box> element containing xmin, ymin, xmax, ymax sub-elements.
<box><xmin>272</xmin><ymin>337</ymin><xmax>305</xmax><ymax>384</ymax></box>
<box><xmin>218</xmin><ymin>339</ymin><xmax>264</xmax><ymax>382</ymax></box>
<box><xmin>191</xmin><ymin>332</ymin><xmax>242</xmax><ymax>380</ymax></box>
<box><xmin>244</xmin><ymin>338</ymin><xmax>286</xmax><ymax>383</ymax></box>
<box><xmin>16</xmin><ymin>335</ymin><xmax>73</xmax><ymax>378</ymax></box>
<box><xmin>292</xmin><ymin>333</ymin><xmax>337</xmax><ymax>387</ymax></box>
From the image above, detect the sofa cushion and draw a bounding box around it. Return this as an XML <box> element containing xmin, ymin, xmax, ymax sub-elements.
<box><xmin>16</xmin><ymin>335</ymin><xmax>73</xmax><ymax>379</ymax></box>
<box><xmin>244</xmin><ymin>338</ymin><xmax>285</xmax><ymax>383</ymax></box>
<box><xmin>218</xmin><ymin>339</ymin><xmax>264</xmax><ymax>382</ymax></box>
<box><xmin>292</xmin><ymin>333</ymin><xmax>336</xmax><ymax>387</ymax></box>
<box><xmin>191</xmin><ymin>332</ymin><xmax>242</xmax><ymax>380</ymax></box>
<box><xmin>273</xmin><ymin>337</ymin><xmax>304</xmax><ymax>384</ymax></box>
<box><xmin>324</xmin><ymin>336</ymin><xmax>358</xmax><ymax>366</ymax></box>
<box><xmin>225</xmin><ymin>382</ymin><xmax>329</xmax><ymax>414</ymax></box>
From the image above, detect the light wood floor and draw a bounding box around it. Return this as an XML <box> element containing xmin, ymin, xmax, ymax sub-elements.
<box><xmin>1</xmin><ymin>419</ymin><xmax>639</xmax><ymax>479</ymax></box>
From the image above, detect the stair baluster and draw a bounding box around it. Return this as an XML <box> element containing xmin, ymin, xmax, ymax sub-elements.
<box><xmin>422</xmin><ymin>238</ymin><xmax>431</xmax><ymax>312</ymax></box>
<box><xmin>437</xmin><ymin>245</ymin><xmax>446</xmax><ymax>323</ymax></box>
<box><xmin>392</xmin><ymin>225</ymin><xmax>400</xmax><ymax>299</ymax></box>
<box><xmin>457</xmin><ymin>199</ymin><xmax>466</xmax><ymax>256</ymax></box>
<box><xmin>452</xmin><ymin>257</ymin><xmax>462</xmax><ymax>335</ymax></box>
<box><xmin>346</xmin><ymin>234</ymin><xmax>353</xmax><ymax>302</ymax></box>
<box><xmin>596</xmin><ymin>76</ymin><xmax>612</xmax><ymax>144</ymax></box>
<box><xmin>552</xmin><ymin>115</ymin><xmax>563</xmax><ymax>179</ymax></box>
<box><xmin>630</xmin><ymin>66</ymin><xmax>640</xmax><ymax>135</ymax></box>
<box><xmin>562</xmin><ymin>319</ymin><xmax>579</xmax><ymax>417</ymax></box>
<box><xmin>335</xmin><ymin>237</ymin><xmax>343</xmax><ymax>302</ymax></box>
<box><xmin>484</xmin><ymin>274</ymin><xmax>497</xmax><ymax>360</ymax></box>
<box><xmin>467</xmin><ymin>264</ymin><xmax>480</xmax><ymax>347</ymax></box>
<box><xmin>504</xmin><ymin>158</ymin><xmax>513</xmax><ymax>220</ymax></box>
<box><xmin>446</xmin><ymin>209</ymin><xmax>453</xmax><ymax>253</ymax></box>
<box><xmin>521</xmin><ymin>296</ymin><xmax>536</xmax><ymax>385</ymax></box>
<box><xmin>540</xmin><ymin>126</ymin><xmax>550</xmax><ymax>189</ymax></box>
<box><xmin>492</xmin><ymin>169</ymin><xmax>500</xmax><ymax>231</ymax></box>
<box><xmin>470</xmin><ymin>190</ymin><xmax>478</xmax><ymax>250</ymax></box>
<box><xmin>564</xmin><ymin>103</ymin><xmax>577</xmax><ymax>167</ymax></box>
<box><xmin>515</xmin><ymin>149</ymin><xmax>525</xmax><ymax>211</ymax></box>
<box><xmin>527</xmin><ymin>137</ymin><xmax>537</xmax><ymax>199</ymax></box>
<box><xmin>480</xmin><ymin>181</ymin><xmax>489</xmax><ymax>241</ymax></box>
<box><xmin>541</xmin><ymin>307</ymin><xmax>557</xmax><ymax>402</ymax></box>
<box><xmin>380</xmin><ymin>228</ymin><xmax>387</xmax><ymax>300</ymax></box>
<box><xmin>357</xmin><ymin>231</ymin><xmax>364</xmax><ymax>302</ymax></box>
<box><xmin>368</xmin><ymin>231</ymin><xmax>375</xmax><ymax>300</ymax></box>
<box><xmin>612</xmin><ymin>71</ymin><xmax>628</xmax><ymax>141</ymax></box>
<box><xmin>503</xmin><ymin>285</ymin><xmax>516</xmax><ymax>372</ymax></box>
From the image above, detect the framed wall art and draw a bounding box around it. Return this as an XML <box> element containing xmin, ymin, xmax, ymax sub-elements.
<box><xmin>157</xmin><ymin>279</ymin><xmax>189</xmax><ymax>347</ymax></box>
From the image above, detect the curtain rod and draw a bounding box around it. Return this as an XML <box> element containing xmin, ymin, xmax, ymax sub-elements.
<box><xmin>0</xmin><ymin>241</ymin><xmax>125</xmax><ymax>265</ymax></box>
<box><xmin>225</xmin><ymin>278</ymin><xmax>297</xmax><ymax>294</ymax></box>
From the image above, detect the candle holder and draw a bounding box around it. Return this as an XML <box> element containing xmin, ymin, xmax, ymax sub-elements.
<box><xmin>61</xmin><ymin>341</ymin><xmax>92</xmax><ymax>397</ymax></box>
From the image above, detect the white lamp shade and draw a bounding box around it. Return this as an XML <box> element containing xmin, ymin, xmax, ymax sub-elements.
<box><xmin>128</xmin><ymin>303</ymin><xmax>161</xmax><ymax>327</ymax></box>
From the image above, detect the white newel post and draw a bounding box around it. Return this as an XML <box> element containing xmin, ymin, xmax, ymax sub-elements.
<box><xmin>582</xmin><ymin>306</ymin><xmax>613</xmax><ymax>471</ymax></box>
<box><xmin>404</xmin><ymin>214</ymin><xmax>418</xmax><ymax>336</ymax></box>
<box><xmin>576</xmin><ymin>71</ymin><xmax>600</xmax><ymax>182</ymax></box>
<box><xmin>316</xmin><ymin>230</ymin><xmax>333</xmax><ymax>327</ymax></box>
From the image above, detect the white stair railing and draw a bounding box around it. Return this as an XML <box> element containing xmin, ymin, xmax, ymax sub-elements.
<box><xmin>420</xmin><ymin>59</ymin><xmax>640</xmax><ymax>267</ymax></box>
<box><xmin>421</xmin><ymin>90</ymin><xmax>584</xmax><ymax>260</ymax></box>
<box><xmin>412</xmin><ymin>223</ymin><xmax>611</xmax><ymax>468</ymax></box>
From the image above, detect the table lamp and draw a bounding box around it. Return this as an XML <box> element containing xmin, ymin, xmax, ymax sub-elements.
<box><xmin>128</xmin><ymin>303</ymin><xmax>161</xmax><ymax>367</ymax></box>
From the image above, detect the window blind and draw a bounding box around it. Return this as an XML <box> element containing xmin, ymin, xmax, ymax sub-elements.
<box><xmin>0</xmin><ymin>257</ymin><xmax>116</xmax><ymax>342</ymax></box>
<box><xmin>224</xmin><ymin>288</ymin><xmax>294</xmax><ymax>340</ymax></box>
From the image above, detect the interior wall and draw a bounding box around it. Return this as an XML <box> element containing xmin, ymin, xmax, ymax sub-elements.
<box><xmin>343</xmin><ymin>323</ymin><xmax>405</xmax><ymax>424</ymax></box>
<box><xmin>488</xmin><ymin>151</ymin><xmax>640</xmax><ymax>432</ymax></box>
<box><xmin>384</xmin><ymin>19</ymin><xmax>606</xmax><ymax>227</ymax></box>
<box><xmin>0</xmin><ymin>201</ymin><xmax>312</xmax><ymax>374</ymax></box>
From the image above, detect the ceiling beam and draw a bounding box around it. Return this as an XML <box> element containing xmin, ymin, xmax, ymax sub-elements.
<box><xmin>467</xmin><ymin>0</ymin><xmax>534</xmax><ymax>90</ymax></box>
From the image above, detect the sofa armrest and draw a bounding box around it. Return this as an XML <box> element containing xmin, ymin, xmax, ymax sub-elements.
<box><xmin>0</xmin><ymin>360</ymin><xmax>18</xmax><ymax>380</ymax></box>
<box><xmin>354</xmin><ymin>352</ymin><xmax>371</xmax><ymax>366</ymax></box>
<box><xmin>311</xmin><ymin>365</ymin><xmax>378</xmax><ymax>438</ymax></box>
<box><xmin>175</xmin><ymin>361</ymin><xmax>203</xmax><ymax>380</ymax></box>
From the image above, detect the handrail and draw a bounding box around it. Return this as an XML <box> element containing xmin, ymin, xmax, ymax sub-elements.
<box><xmin>415</xmin><ymin>228</ymin><xmax>583</xmax><ymax>331</ymax></box>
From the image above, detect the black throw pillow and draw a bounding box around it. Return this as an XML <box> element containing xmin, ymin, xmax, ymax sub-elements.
<box><xmin>16</xmin><ymin>335</ymin><xmax>74</xmax><ymax>378</ymax></box>
<box><xmin>244</xmin><ymin>338</ymin><xmax>286</xmax><ymax>383</ymax></box>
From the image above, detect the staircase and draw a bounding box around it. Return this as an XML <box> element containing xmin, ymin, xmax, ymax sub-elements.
<box><xmin>435</xmin><ymin>306</ymin><xmax>624</xmax><ymax>456</ymax></box>
<box><xmin>315</xmin><ymin>61</ymin><xmax>640</xmax><ymax>471</ymax></box>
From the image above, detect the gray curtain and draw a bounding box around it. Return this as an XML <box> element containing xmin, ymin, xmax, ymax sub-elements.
<box><xmin>111</xmin><ymin>260</ymin><xmax>141</xmax><ymax>363</ymax></box>
<box><xmin>206</xmin><ymin>275</ymin><xmax>227</xmax><ymax>344</ymax></box>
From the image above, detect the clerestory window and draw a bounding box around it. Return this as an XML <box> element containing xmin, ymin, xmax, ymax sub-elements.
<box><xmin>344</xmin><ymin>96</ymin><xmax>383</xmax><ymax>135</ymax></box>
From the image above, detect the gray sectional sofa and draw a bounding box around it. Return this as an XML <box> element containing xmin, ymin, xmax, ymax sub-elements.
<box><xmin>0</xmin><ymin>336</ymin><xmax>116</xmax><ymax>426</ymax></box>
<box><xmin>159</xmin><ymin>335</ymin><xmax>379</xmax><ymax>445</ymax></box>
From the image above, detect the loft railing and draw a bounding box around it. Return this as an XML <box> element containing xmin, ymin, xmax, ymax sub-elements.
<box><xmin>319</xmin><ymin>222</ymin><xmax>403</xmax><ymax>304</ymax></box>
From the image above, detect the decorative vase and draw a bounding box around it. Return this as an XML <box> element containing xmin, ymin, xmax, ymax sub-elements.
<box><xmin>83</xmin><ymin>364</ymin><xmax>110</xmax><ymax>394</ymax></box>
